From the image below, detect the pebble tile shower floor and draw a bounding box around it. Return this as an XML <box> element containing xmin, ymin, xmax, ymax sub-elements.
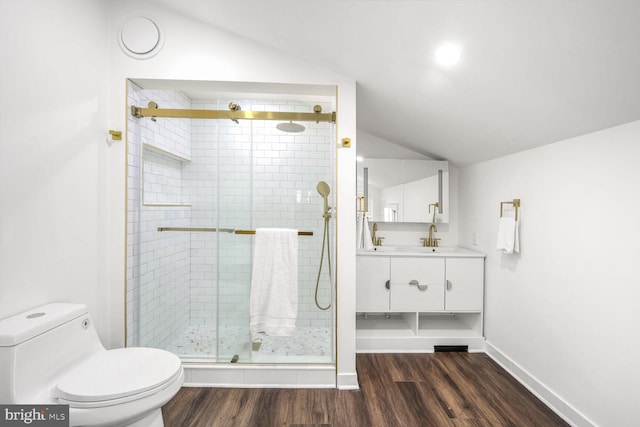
<box><xmin>165</xmin><ymin>324</ymin><xmax>331</xmax><ymax>363</ymax></box>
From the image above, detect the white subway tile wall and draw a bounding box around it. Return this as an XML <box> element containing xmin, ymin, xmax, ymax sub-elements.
<box><xmin>127</xmin><ymin>82</ymin><xmax>335</xmax><ymax>362</ymax></box>
<box><xmin>127</xmin><ymin>83</ymin><xmax>192</xmax><ymax>350</ymax></box>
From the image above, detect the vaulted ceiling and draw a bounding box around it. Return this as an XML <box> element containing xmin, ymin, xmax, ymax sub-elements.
<box><xmin>149</xmin><ymin>0</ymin><xmax>640</xmax><ymax>165</ymax></box>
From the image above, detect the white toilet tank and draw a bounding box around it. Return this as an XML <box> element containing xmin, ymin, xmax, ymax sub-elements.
<box><xmin>0</xmin><ymin>303</ymin><xmax>105</xmax><ymax>404</ymax></box>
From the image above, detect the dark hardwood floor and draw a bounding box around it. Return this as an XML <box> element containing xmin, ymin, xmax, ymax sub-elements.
<box><xmin>162</xmin><ymin>353</ymin><xmax>569</xmax><ymax>426</ymax></box>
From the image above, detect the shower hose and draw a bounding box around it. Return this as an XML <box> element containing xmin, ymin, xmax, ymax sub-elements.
<box><xmin>315</xmin><ymin>213</ymin><xmax>333</xmax><ymax>310</ymax></box>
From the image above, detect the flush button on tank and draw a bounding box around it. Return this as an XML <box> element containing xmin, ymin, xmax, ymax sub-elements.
<box><xmin>82</xmin><ymin>318</ymin><xmax>91</xmax><ymax>329</ymax></box>
<box><xmin>26</xmin><ymin>312</ymin><xmax>45</xmax><ymax>319</ymax></box>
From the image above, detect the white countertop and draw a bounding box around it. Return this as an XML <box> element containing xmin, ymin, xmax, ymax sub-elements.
<box><xmin>356</xmin><ymin>246</ymin><xmax>485</xmax><ymax>258</ymax></box>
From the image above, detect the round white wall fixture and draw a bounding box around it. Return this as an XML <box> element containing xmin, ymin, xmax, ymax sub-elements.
<box><xmin>119</xmin><ymin>16</ymin><xmax>164</xmax><ymax>59</ymax></box>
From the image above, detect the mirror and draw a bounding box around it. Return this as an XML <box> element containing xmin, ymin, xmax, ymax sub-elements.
<box><xmin>357</xmin><ymin>159</ymin><xmax>449</xmax><ymax>223</ymax></box>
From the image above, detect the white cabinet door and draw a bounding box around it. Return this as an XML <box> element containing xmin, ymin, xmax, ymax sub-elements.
<box><xmin>390</xmin><ymin>258</ymin><xmax>445</xmax><ymax>311</ymax></box>
<box><xmin>445</xmin><ymin>258</ymin><xmax>484</xmax><ymax>311</ymax></box>
<box><xmin>356</xmin><ymin>257</ymin><xmax>391</xmax><ymax>312</ymax></box>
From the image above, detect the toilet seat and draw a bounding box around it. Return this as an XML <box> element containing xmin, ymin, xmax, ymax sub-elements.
<box><xmin>54</xmin><ymin>347</ymin><xmax>182</xmax><ymax>408</ymax></box>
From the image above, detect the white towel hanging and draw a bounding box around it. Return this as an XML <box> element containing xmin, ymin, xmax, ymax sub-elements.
<box><xmin>363</xmin><ymin>216</ymin><xmax>373</xmax><ymax>250</ymax></box>
<box><xmin>357</xmin><ymin>214</ymin><xmax>374</xmax><ymax>250</ymax></box>
<box><xmin>250</xmin><ymin>228</ymin><xmax>298</xmax><ymax>337</ymax></box>
<box><xmin>356</xmin><ymin>213</ymin><xmax>364</xmax><ymax>248</ymax></box>
<box><xmin>496</xmin><ymin>208</ymin><xmax>520</xmax><ymax>254</ymax></box>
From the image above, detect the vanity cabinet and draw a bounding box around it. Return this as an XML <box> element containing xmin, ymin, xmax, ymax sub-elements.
<box><xmin>445</xmin><ymin>258</ymin><xmax>484</xmax><ymax>311</ymax></box>
<box><xmin>356</xmin><ymin>252</ymin><xmax>485</xmax><ymax>352</ymax></box>
<box><xmin>356</xmin><ymin>256</ymin><xmax>390</xmax><ymax>312</ymax></box>
<box><xmin>357</xmin><ymin>257</ymin><xmax>445</xmax><ymax>312</ymax></box>
<box><xmin>390</xmin><ymin>258</ymin><xmax>444</xmax><ymax>311</ymax></box>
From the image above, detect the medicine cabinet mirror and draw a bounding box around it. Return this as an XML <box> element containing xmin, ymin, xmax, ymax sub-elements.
<box><xmin>357</xmin><ymin>159</ymin><xmax>449</xmax><ymax>223</ymax></box>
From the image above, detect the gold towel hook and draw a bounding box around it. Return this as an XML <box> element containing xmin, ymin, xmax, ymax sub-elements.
<box><xmin>108</xmin><ymin>130</ymin><xmax>122</xmax><ymax>141</ymax></box>
<box><xmin>500</xmin><ymin>198</ymin><xmax>521</xmax><ymax>221</ymax></box>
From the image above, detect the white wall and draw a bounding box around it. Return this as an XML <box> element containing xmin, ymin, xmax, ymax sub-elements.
<box><xmin>356</xmin><ymin>129</ymin><xmax>433</xmax><ymax>159</ymax></box>
<box><xmin>0</xmin><ymin>1</ymin><xmax>111</xmax><ymax>339</ymax></box>
<box><xmin>459</xmin><ymin>120</ymin><xmax>640</xmax><ymax>427</ymax></box>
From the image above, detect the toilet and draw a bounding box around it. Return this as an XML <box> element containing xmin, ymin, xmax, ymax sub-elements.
<box><xmin>0</xmin><ymin>303</ymin><xmax>184</xmax><ymax>427</ymax></box>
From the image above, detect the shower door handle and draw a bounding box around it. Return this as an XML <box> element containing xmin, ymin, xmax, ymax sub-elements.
<box><xmin>385</xmin><ymin>280</ymin><xmax>390</xmax><ymax>290</ymax></box>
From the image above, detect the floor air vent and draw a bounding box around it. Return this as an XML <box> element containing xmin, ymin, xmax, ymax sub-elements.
<box><xmin>434</xmin><ymin>345</ymin><xmax>468</xmax><ymax>352</ymax></box>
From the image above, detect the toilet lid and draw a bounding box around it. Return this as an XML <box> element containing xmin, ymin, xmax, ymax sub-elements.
<box><xmin>55</xmin><ymin>347</ymin><xmax>182</xmax><ymax>402</ymax></box>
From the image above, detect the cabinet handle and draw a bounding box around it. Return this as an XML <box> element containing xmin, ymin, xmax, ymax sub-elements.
<box><xmin>385</xmin><ymin>279</ymin><xmax>390</xmax><ymax>290</ymax></box>
<box><xmin>409</xmin><ymin>280</ymin><xmax>428</xmax><ymax>291</ymax></box>
<box><xmin>446</xmin><ymin>280</ymin><xmax>452</xmax><ymax>291</ymax></box>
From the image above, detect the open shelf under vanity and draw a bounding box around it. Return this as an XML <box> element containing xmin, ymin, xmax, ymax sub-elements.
<box><xmin>356</xmin><ymin>311</ymin><xmax>485</xmax><ymax>353</ymax></box>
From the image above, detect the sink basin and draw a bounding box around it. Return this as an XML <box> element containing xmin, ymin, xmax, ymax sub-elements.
<box><xmin>398</xmin><ymin>246</ymin><xmax>458</xmax><ymax>253</ymax></box>
<box><xmin>365</xmin><ymin>245</ymin><xmax>457</xmax><ymax>253</ymax></box>
<box><xmin>358</xmin><ymin>245</ymin><xmax>483</xmax><ymax>257</ymax></box>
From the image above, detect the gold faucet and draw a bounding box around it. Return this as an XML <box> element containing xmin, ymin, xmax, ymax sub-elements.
<box><xmin>421</xmin><ymin>223</ymin><xmax>439</xmax><ymax>247</ymax></box>
<box><xmin>372</xmin><ymin>223</ymin><xmax>384</xmax><ymax>246</ymax></box>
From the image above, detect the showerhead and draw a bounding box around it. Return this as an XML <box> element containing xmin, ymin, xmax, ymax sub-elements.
<box><xmin>276</xmin><ymin>121</ymin><xmax>305</xmax><ymax>133</ymax></box>
<box><xmin>317</xmin><ymin>181</ymin><xmax>330</xmax><ymax>198</ymax></box>
<box><xmin>317</xmin><ymin>181</ymin><xmax>330</xmax><ymax>217</ymax></box>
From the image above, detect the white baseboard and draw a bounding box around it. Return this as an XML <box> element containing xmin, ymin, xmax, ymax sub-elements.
<box><xmin>336</xmin><ymin>372</ymin><xmax>360</xmax><ymax>390</ymax></box>
<box><xmin>485</xmin><ymin>341</ymin><xmax>595</xmax><ymax>427</ymax></box>
<box><xmin>183</xmin><ymin>363</ymin><xmax>336</xmax><ymax>388</ymax></box>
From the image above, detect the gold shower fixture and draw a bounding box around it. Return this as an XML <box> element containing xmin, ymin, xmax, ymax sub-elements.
<box><xmin>131</xmin><ymin>102</ymin><xmax>336</xmax><ymax>124</ymax></box>
<box><xmin>228</xmin><ymin>102</ymin><xmax>241</xmax><ymax>124</ymax></box>
<box><xmin>147</xmin><ymin>101</ymin><xmax>158</xmax><ymax>121</ymax></box>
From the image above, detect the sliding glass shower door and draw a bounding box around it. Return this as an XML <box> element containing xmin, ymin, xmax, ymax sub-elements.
<box><xmin>126</xmin><ymin>80</ymin><xmax>335</xmax><ymax>364</ymax></box>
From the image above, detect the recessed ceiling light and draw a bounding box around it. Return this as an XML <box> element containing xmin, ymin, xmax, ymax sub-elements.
<box><xmin>434</xmin><ymin>43</ymin><xmax>461</xmax><ymax>67</ymax></box>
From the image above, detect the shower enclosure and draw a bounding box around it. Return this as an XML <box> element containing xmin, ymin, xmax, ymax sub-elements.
<box><xmin>125</xmin><ymin>80</ymin><xmax>336</xmax><ymax>368</ymax></box>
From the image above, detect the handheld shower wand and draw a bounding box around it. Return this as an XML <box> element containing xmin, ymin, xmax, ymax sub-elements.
<box><xmin>315</xmin><ymin>181</ymin><xmax>333</xmax><ymax>310</ymax></box>
<box><xmin>317</xmin><ymin>181</ymin><xmax>331</xmax><ymax>219</ymax></box>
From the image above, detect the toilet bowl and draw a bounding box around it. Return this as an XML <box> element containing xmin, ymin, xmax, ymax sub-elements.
<box><xmin>0</xmin><ymin>303</ymin><xmax>184</xmax><ymax>427</ymax></box>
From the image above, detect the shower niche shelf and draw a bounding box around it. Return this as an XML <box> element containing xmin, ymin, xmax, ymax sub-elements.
<box><xmin>143</xmin><ymin>142</ymin><xmax>191</xmax><ymax>162</ymax></box>
<box><xmin>142</xmin><ymin>143</ymin><xmax>191</xmax><ymax>207</ymax></box>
